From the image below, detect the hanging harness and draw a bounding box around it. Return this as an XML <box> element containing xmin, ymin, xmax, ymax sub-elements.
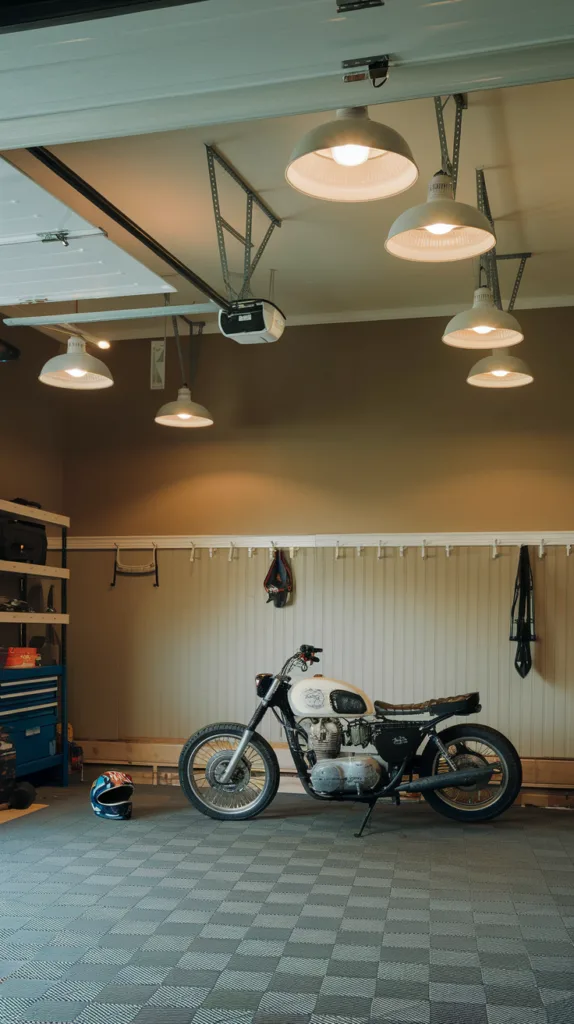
<box><xmin>264</xmin><ymin>549</ymin><xmax>293</xmax><ymax>608</ymax></box>
<box><xmin>510</xmin><ymin>545</ymin><xmax>536</xmax><ymax>678</ymax></box>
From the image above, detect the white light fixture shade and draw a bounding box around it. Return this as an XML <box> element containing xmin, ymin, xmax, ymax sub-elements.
<box><xmin>39</xmin><ymin>336</ymin><xmax>113</xmax><ymax>389</ymax></box>
<box><xmin>467</xmin><ymin>351</ymin><xmax>533</xmax><ymax>388</ymax></box>
<box><xmin>285</xmin><ymin>106</ymin><xmax>418</xmax><ymax>202</ymax></box>
<box><xmin>443</xmin><ymin>287</ymin><xmax>524</xmax><ymax>349</ymax></box>
<box><xmin>155</xmin><ymin>386</ymin><xmax>213</xmax><ymax>428</ymax></box>
<box><xmin>385</xmin><ymin>172</ymin><xmax>496</xmax><ymax>262</ymax></box>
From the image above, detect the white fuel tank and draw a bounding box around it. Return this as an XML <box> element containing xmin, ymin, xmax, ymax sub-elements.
<box><xmin>289</xmin><ymin>675</ymin><xmax>374</xmax><ymax>718</ymax></box>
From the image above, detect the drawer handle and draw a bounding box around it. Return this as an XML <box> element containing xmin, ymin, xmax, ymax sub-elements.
<box><xmin>1</xmin><ymin>687</ymin><xmax>57</xmax><ymax>700</ymax></box>
<box><xmin>0</xmin><ymin>702</ymin><xmax>58</xmax><ymax>717</ymax></box>
<box><xmin>1</xmin><ymin>676</ymin><xmax>58</xmax><ymax>688</ymax></box>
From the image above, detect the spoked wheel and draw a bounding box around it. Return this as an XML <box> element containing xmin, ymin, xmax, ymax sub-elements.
<box><xmin>419</xmin><ymin>724</ymin><xmax>522</xmax><ymax>822</ymax></box>
<box><xmin>179</xmin><ymin>723</ymin><xmax>280</xmax><ymax>821</ymax></box>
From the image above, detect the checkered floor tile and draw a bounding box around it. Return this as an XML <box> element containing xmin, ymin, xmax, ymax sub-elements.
<box><xmin>0</xmin><ymin>784</ymin><xmax>573</xmax><ymax>1023</ymax></box>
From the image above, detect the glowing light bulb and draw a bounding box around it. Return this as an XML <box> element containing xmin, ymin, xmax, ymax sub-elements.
<box><xmin>492</xmin><ymin>370</ymin><xmax>509</xmax><ymax>378</ymax></box>
<box><xmin>331</xmin><ymin>144</ymin><xmax>370</xmax><ymax>167</ymax></box>
<box><xmin>424</xmin><ymin>223</ymin><xmax>455</xmax><ymax>235</ymax></box>
<box><xmin>66</xmin><ymin>367</ymin><xmax>87</xmax><ymax>378</ymax></box>
<box><xmin>177</xmin><ymin>412</ymin><xmax>192</xmax><ymax>420</ymax></box>
<box><xmin>97</xmin><ymin>340</ymin><xmax>111</xmax><ymax>350</ymax></box>
<box><xmin>472</xmin><ymin>325</ymin><xmax>495</xmax><ymax>335</ymax></box>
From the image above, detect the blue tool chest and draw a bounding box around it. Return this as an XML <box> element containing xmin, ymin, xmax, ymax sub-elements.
<box><xmin>0</xmin><ymin>667</ymin><xmax>63</xmax><ymax>775</ymax></box>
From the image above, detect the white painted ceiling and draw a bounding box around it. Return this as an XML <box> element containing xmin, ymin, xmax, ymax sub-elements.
<box><xmin>0</xmin><ymin>158</ymin><xmax>174</xmax><ymax>304</ymax></box>
<box><xmin>0</xmin><ymin>1</ymin><xmax>573</xmax><ymax>150</ymax></box>
<box><xmin>3</xmin><ymin>75</ymin><xmax>574</xmax><ymax>338</ymax></box>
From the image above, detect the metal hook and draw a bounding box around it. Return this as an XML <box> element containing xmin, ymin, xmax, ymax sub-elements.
<box><xmin>228</xmin><ymin>542</ymin><xmax>235</xmax><ymax>563</ymax></box>
<box><xmin>289</xmin><ymin>546</ymin><xmax>298</xmax><ymax>559</ymax></box>
<box><xmin>377</xmin><ymin>541</ymin><xmax>385</xmax><ymax>561</ymax></box>
<box><xmin>399</xmin><ymin>545</ymin><xmax>406</xmax><ymax>558</ymax></box>
<box><xmin>248</xmin><ymin>546</ymin><xmax>255</xmax><ymax>558</ymax></box>
<box><xmin>567</xmin><ymin>544</ymin><xmax>572</xmax><ymax>558</ymax></box>
<box><xmin>492</xmin><ymin>539</ymin><xmax>499</xmax><ymax>560</ymax></box>
<box><xmin>209</xmin><ymin>547</ymin><xmax>216</xmax><ymax>559</ymax></box>
<box><xmin>356</xmin><ymin>545</ymin><xmax>364</xmax><ymax>558</ymax></box>
<box><xmin>335</xmin><ymin>542</ymin><xmax>340</xmax><ymax>561</ymax></box>
<box><xmin>445</xmin><ymin>544</ymin><xmax>452</xmax><ymax>559</ymax></box>
<box><xmin>189</xmin><ymin>542</ymin><xmax>196</xmax><ymax>563</ymax></box>
<box><xmin>539</xmin><ymin>539</ymin><xmax>545</xmax><ymax>560</ymax></box>
<box><xmin>421</xmin><ymin>540</ymin><xmax>427</xmax><ymax>560</ymax></box>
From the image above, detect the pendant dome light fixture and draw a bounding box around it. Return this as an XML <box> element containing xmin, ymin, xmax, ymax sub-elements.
<box><xmin>443</xmin><ymin>286</ymin><xmax>524</xmax><ymax>349</ymax></box>
<box><xmin>39</xmin><ymin>335</ymin><xmax>113</xmax><ymax>389</ymax></box>
<box><xmin>155</xmin><ymin>385</ymin><xmax>213</xmax><ymax>427</ymax></box>
<box><xmin>385</xmin><ymin>95</ymin><xmax>495</xmax><ymax>262</ymax></box>
<box><xmin>467</xmin><ymin>349</ymin><xmax>533</xmax><ymax>388</ymax></box>
<box><xmin>285</xmin><ymin>106</ymin><xmax>418</xmax><ymax>202</ymax></box>
<box><xmin>385</xmin><ymin>170</ymin><xmax>495</xmax><ymax>263</ymax></box>
<box><xmin>155</xmin><ymin>316</ymin><xmax>213</xmax><ymax>429</ymax></box>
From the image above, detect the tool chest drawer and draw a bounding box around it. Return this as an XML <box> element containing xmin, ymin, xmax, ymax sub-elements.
<box><xmin>1</xmin><ymin>707</ymin><xmax>58</xmax><ymax>769</ymax></box>
<box><xmin>0</xmin><ymin>674</ymin><xmax>59</xmax><ymax>712</ymax></box>
<box><xmin>0</xmin><ymin>669</ymin><xmax>62</xmax><ymax>772</ymax></box>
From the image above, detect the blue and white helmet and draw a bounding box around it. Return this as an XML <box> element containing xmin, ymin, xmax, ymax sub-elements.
<box><xmin>90</xmin><ymin>770</ymin><xmax>134</xmax><ymax>820</ymax></box>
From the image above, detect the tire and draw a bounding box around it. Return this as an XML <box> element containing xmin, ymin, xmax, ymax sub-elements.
<box><xmin>179</xmin><ymin>722</ymin><xmax>280</xmax><ymax>821</ymax></box>
<box><xmin>9</xmin><ymin>781</ymin><xmax>36</xmax><ymax>810</ymax></box>
<box><xmin>418</xmin><ymin>724</ymin><xmax>522</xmax><ymax>823</ymax></box>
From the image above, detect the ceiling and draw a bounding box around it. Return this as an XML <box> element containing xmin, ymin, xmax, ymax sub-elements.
<box><xmin>2</xmin><ymin>75</ymin><xmax>574</xmax><ymax>339</ymax></box>
<box><xmin>0</xmin><ymin>0</ymin><xmax>574</xmax><ymax>151</ymax></box>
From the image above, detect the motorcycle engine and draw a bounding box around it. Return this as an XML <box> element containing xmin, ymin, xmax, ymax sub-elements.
<box><xmin>311</xmin><ymin>755</ymin><xmax>382</xmax><ymax>795</ymax></box>
<box><xmin>302</xmin><ymin>717</ymin><xmax>383</xmax><ymax>795</ymax></box>
<box><xmin>303</xmin><ymin>719</ymin><xmax>343</xmax><ymax>760</ymax></box>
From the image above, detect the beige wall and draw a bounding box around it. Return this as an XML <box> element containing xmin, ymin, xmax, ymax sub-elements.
<box><xmin>67</xmin><ymin>544</ymin><xmax>574</xmax><ymax>758</ymax></box>
<box><xmin>62</xmin><ymin>308</ymin><xmax>574</xmax><ymax>537</ymax></box>
<box><xmin>1</xmin><ymin>327</ymin><xmax>64</xmax><ymax>513</ymax></box>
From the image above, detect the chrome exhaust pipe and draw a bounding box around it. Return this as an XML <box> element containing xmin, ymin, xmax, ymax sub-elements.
<box><xmin>397</xmin><ymin>766</ymin><xmax>494</xmax><ymax>794</ymax></box>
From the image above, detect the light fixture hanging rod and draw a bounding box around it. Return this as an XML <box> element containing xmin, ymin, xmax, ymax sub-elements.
<box><xmin>26</xmin><ymin>146</ymin><xmax>231</xmax><ymax>312</ymax></box>
<box><xmin>3</xmin><ymin>303</ymin><xmax>217</xmax><ymax>328</ymax></box>
<box><xmin>476</xmin><ymin>168</ymin><xmax>501</xmax><ymax>310</ymax></box>
<box><xmin>508</xmin><ymin>255</ymin><xmax>530</xmax><ymax>313</ymax></box>
<box><xmin>433</xmin><ymin>93</ymin><xmax>466</xmax><ymax>195</ymax></box>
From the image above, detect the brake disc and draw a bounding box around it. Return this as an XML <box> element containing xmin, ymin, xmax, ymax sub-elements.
<box><xmin>205</xmin><ymin>750</ymin><xmax>252</xmax><ymax>793</ymax></box>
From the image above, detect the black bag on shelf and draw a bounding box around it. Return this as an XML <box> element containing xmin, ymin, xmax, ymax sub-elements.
<box><xmin>0</xmin><ymin>498</ymin><xmax>47</xmax><ymax>565</ymax></box>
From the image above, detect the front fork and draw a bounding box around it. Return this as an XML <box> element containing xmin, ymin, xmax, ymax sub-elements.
<box><xmin>218</xmin><ymin>682</ymin><xmax>280</xmax><ymax>783</ymax></box>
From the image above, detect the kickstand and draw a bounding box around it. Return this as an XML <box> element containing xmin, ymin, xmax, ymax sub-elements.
<box><xmin>355</xmin><ymin>799</ymin><xmax>377</xmax><ymax>838</ymax></box>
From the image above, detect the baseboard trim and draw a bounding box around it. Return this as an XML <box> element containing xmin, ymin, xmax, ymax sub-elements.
<box><xmin>78</xmin><ymin>739</ymin><xmax>574</xmax><ymax>788</ymax></box>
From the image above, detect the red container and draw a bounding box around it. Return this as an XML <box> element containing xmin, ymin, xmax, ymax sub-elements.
<box><xmin>0</xmin><ymin>647</ymin><xmax>37</xmax><ymax>669</ymax></box>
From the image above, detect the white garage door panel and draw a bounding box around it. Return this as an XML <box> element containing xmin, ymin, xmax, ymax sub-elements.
<box><xmin>0</xmin><ymin>158</ymin><xmax>174</xmax><ymax>303</ymax></box>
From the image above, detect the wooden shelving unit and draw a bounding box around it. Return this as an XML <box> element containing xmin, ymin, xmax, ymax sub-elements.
<box><xmin>0</xmin><ymin>501</ymin><xmax>68</xmax><ymax>785</ymax></box>
<box><xmin>0</xmin><ymin>559</ymin><xmax>69</xmax><ymax>580</ymax></box>
<box><xmin>0</xmin><ymin>612</ymin><xmax>69</xmax><ymax>624</ymax></box>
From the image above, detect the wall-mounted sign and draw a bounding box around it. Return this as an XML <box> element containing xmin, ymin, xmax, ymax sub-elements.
<box><xmin>150</xmin><ymin>339</ymin><xmax>166</xmax><ymax>391</ymax></box>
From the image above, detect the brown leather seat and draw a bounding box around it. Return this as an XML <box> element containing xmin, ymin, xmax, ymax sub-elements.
<box><xmin>374</xmin><ymin>692</ymin><xmax>480</xmax><ymax>717</ymax></box>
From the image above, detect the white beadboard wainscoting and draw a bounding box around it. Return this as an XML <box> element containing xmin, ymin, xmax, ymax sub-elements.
<box><xmin>67</xmin><ymin>541</ymin><xmax>574</xmax><ymax>759</ymax></box>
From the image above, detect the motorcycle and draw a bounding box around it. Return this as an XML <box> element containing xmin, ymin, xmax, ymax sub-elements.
<box><xmin>179</xmin><ymin>644</ymin><xmax>522</xmax><ymax>836</ymax></box>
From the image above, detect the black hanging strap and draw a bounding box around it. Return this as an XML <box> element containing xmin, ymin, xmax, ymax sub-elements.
<box><xmin>510</xmin><ymin>545</ymin><xmax>536</xmax><ymax>678</ymax></box>
<box><xmin>264</xmin><ymin>549</ymin><xmax>293</xmax><ymax>608</ymax></box>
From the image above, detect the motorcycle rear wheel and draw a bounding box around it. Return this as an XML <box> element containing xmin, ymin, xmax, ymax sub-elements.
<box><xmin>179</xmin><ymin>723</ymin><xmax>280</xmax><ymax>821</ymax></box>
<box><xmin>419</xmin><ymin>724</ymin><xmax>522</xmax><ymax>822</ymax></box>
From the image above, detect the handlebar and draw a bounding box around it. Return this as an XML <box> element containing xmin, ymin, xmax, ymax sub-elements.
<box><xmin>299</xmin><ymin>644</ymin><xmax>322</xmax><ymax>663</ymax></box>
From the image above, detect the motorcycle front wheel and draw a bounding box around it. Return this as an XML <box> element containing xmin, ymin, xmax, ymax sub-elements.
<box><xmin>418</xmin><ymin>724</ymin><xmax>522</xmax><ymax>823</ymax></box>
<box><xmin>179</xmin><ymin>722</ymin><xmax>280</xmax><ymax>821</ymax></box>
